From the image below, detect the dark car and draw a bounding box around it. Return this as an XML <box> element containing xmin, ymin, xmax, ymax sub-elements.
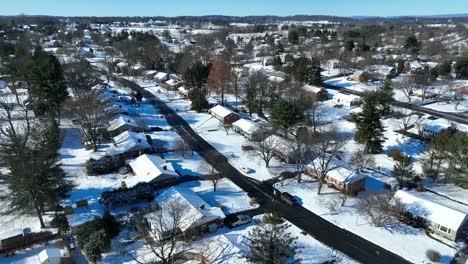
<box><xmin>281</xmin><ymin>192</ymin><xmax>298</xmax><ymax>206</ymax></box>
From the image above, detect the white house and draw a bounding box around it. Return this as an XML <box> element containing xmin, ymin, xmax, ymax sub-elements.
<box><xmin>415</xmin><ymin>116</ymin><xmax>468</xmax><ymax>138</ymax></box>
<box><xmin>107</xmin><ymin>131</ymin><xmax>151</xmax><ymax>157</ymax></box>
<box><xmin>38</xmin><ymin>247</ymin><xmax>63</xmax><ymax>264</ymax></box>
<box><xmin>232</xmin><ymin>118</ymin><xmax>270</xmax><ymax>141</ymax></box>
<box><xmin>395</xmin><ymin>190</ymin><xmax>468</xmax><ymax>241</ymax></box>
<box><xmin>129</xmin><ymin>154</ymin><xmax>178</xmax><ymax>184</ymax></box>
<box><xmin>332</xmin><ymin>93</ymin><xmax>361</xmax><ymax>108</ymax></box>
<box><xmin>146</xmin><ymin>187</ymin><xmax>225</xmax><ymax>237</ymax></box>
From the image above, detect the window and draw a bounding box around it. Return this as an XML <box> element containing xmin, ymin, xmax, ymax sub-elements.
<box><xmin>438</xmin><ymin>225</ymin><xmax>451</xmax><ymax>234</ymax></box>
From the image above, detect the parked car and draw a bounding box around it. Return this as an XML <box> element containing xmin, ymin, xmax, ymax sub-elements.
<box><xmin>228</xmin><ymin>215</ymin><xmax>251</xmax><ymax>228</ymax></box>
<box><xmin>240</xmin><ymin>166</ymin><xmax>253</xmax><ymax>174</ymax></box>
<box><xmin>241</xmin><ymin>144</ymin><xmax>255</xmax><ymax>151</ymax></box>
<box><xmin>281</xmin><ymin>192</ymin><xmax>298</xmax><ymax>206</ymax></box>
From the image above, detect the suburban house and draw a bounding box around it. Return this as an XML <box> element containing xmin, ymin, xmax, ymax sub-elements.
<box><xmin>263</xmin><ymin>134</ymin><xmax>300</xmax><ymax>164</ymax></box>
<box><xmin>409</xmin><ymin>61</ymin><xmax>424</xmax><ymax>73</ymax></box>
<box><xmin>107</xmin><ymin>114</ymin><xmax>141</xmax><ymax>136</ymax></box>
<box><xmin>177</xmin><ymin>86</ymin><xmax>189</xmax><ymax>97</ymax></box>
<box><xmin>332</xmin><ymin>93</ymin><xmax>361</xmax><ymax>108</ymax></box>
<box><xmin>145</xmin><ymin>187</ymin><xmax>225</xmax><ymax>238</ymax></box>
<box><xmin>107</xmin><ymin>131</ymin><xmax>152</xmax><ymax>157</ymax></box>
<box><xmin>164</xmin><ymin>78</ymin><xmax>182</xmax><ymax>90</ymax></box>
<box><xmin>232</xmin><ymin>118</ymin><xmax>270</xmax><ymax>141</ymax></box>
<box><xmin>154</xmin><ymin>72</ymin><xmax>169</xmax><ymax>83</ymax></box>
<box><xmin>307</xmin><ymin>163</ymin><xmax>366</xmax><ymax>196</ymax></box>
<box><xmin>106</xmin><ymin>102</ymin><xmax>135</xmax><ymax>116</ymax></box>
<box><xmin>349</xmin><ymin>70</ymin><xmax>370</xmax><ymax>82</ymax></box>
<box><xmin>394</xmin><ymin>190</ymin><xmax>468</xmax><ymax>241</ymax></box>
<box><xmin>415</xmin><ymin>116</ymin><xmax>467</xmax><ymax>138</ymax></box>
<box><xmin>302</xmin><ymin>84</ymin><xmax>329</xmax><ymax>101</ymax></box>
<box><xmin>209</xmin><ymin>105</ymin><xmax>240</xmax><ymax>125</ymax></box>
<box><xmin>129</xmin><ymin>154</ymin><xmax>178</xmax><ymax>185</ymax></box>
<box><xmin>38</xmin><ymin>247</ymin><xmax>64</xmax><ymax>264</ymax></box>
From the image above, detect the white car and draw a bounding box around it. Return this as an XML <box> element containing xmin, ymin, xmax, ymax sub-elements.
<box><xmin>231</xmin><ymin>215</ymin><xmax>251</xmax><ymax>227</ymax></box>
<box><xmin>240</xmin><ymin>166</ymin><xmax>253</xmax><ymax>174</ymax></box>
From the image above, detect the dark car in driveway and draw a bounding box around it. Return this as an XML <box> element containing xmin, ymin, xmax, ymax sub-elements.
<box><xmin>281</xmin><ymin>192</ymin><xmax>298</xmax><ymax>206</ymax></box>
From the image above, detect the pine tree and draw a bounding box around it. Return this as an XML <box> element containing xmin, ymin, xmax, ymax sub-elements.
<box><xmin>379</xmin><ymin>78</ymin><xmax>394</xmax><ymax>116</ymax></box>
<box><xmin>271</xmin><ymin>99</ymin><xmax>305</xmax><ymax>137</ymax></box>
<box><xmin>307</xmin><ymin>57</ymin><xmax>322</xmax><ymax>86</ymax></box>
<box><xmin>184</xmin><ymin>61</ymin><xmax>210</xmax><ymax>112</ymax></box>
<box><xmin>243</xmin><ymin>216</ymin><xmax>301</xmax><ymax>264</ymax></box>
<box><xmin>391</xmin><ymin>149</ymin><xmax>414</xmax><ymax>186</ymax></box>
<box><xmin>354</xmin><ymin>91</ymin><xmax>386</xmax><ymax>154</ymax></box>
<box><xmin>396</xmin><ymin>59</ymin><xmax>405</xmax><ymax>75</ymax></box>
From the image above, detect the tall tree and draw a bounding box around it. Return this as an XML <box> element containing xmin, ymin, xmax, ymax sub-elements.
<box><xmin>184</xmin><ymin>61</ymin><xmax>210</xmax><ymax>112</ymax></box>
<box><xmin>271</xmin><ymin>99</ymin><xmax>305</xmax><ymax>137</ymax></box>
<box><xmin>26</xmin><ymin>47</ymin><xmax>68</xmax><ymax>119</ymax></box>
<box><xmin>243</xmin><ymin>215</ymin><xmax>301</xmax><ymax>264</ymax></box>
<box><xmin>354</xmin><ymin>91</ymin><xmax>386</xmax><ymax>154</ymax></box>
<box><xmin>307</xmin><ymin>57</ymin><xmax>322</xmax><ymax>86</ymax></box>
<box><xmin>207</xmin><ymin>53</ymin><xmax>231</xmax><ymax>106</ymax></box>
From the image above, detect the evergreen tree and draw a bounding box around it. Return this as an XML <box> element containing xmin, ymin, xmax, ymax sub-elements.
<box><xmin>390</xmin><ymin>148</ymin><xmax>414</xmax><ymax>186</ymax></box>
<box><xmin>396</xmin><ymin>59</ymin><xmax>405</xmax><ymax>75</ymax></box>
<box><xmin>378</xmin><ymin>78</ymin><xmax>394</xmax><ymax>116</ymax></box>
<box><xmin>354</xmin><ymin>91</ymin><xmax>386</xmax><ymax>154</ymax></box>
<box><xmin>288</xmin><ymin>29</ymin><xmax>299</xmax><ymax>45</ymax></box>
<box><xmin>271</xmin><ymin>99</ymin><xmax>305</xmax><ymax>137</ymax></box>
<box><xmin>83</xmin><ymin>230</ymin><xmax>110</xmax><ymax>263</ymax></box>
<box><xmin>26</xmin><ymin>47</ymin><xmax>68</xmax><ymax>117</ymax></box>
<box><xmin>184</xmin><ymin>61</ymin><xmax>210</xmax><ymax>112</ymax></box>
<box><xmin>243</xmin><ymin>216</ymin><xmax>301</xmax><ymax>264</ymax></box>
<box><xmin>307</xmin><ymin>57</ymin><xmax>322</xmax><ymax>86</ymax></box>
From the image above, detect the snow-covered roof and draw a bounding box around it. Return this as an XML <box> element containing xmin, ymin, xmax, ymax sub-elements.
<box><xmin>410</xmin><ymin>61</ymin><xmax>423</xmax><ymax>70</ymax></box>
<box><xmin>165</xmin><ymin>79</ymin><xmax>180</xmax><ymax>86</ymax></box>
<box><xmin>264</xmin><ymin>134</ymin><xmax>295</xmax><ymax>156</ymax></box>
<box><xmin>326</xmin><ymin>167</ymin><xmax>366</xmax><ymax>184</ymax></box>
<box><xmin>107</xmin><ymin>131</ymin><xmax>151</xmax><ymax>155</ymax></box>
<box><xmin>210</xmin><ymin>105</ymin><xmax>236</xmax><ymax>118</ymax></box>
<box><xmin>107</xmin><ymin>114</ymin><xmax>140</xmax><ymax>132</ymax></box>
<box><xmin>129</xmin><ymin>154</ymin><xmax>178</xmax><ymax>183</ymax></box>
<box><xmin>302</xmin><ymin>84</ymin><xmax>324</xmax><ymax>94</ymax></box>
<box><xmin>418</xmin><ymin>116</ymin><xmax>468</xmax><ymax>133</ymax></box>
<box><xmin>233</xmin><ymin>118</ymin><xmax>260</xmax><ymax>134</ymax></box>
<box><xmin>155</xmin><ymin>72</ymin><xmax>168</xmax><ymax>80</ymax></box>
<box><xmin>38</xmin><ymin>248</ymin><xmax>62</xmax><ymax>263</ymax></box>
<box><xmin>395</xmin><ymin>190</ymin><xmax>468</xmax><ymax>231</ymax></box>
<box><xmin>267</xmin><ymin>76</ymin><xmax>284</xmax><ymax>83</ymax></box>
<box><xmin>333</xmin><ymin>93</ymin><xmax>361</xmax><ymax>102</ymax></box>
<box><xmin>106</xmin><ymin>103</ymin><xmax>131</xmax><ymax>114</ymax></box>
<box><xmin>150</xmin><ymin>187</ymin><xmax>225</xmax><ymax>232</ymax></box>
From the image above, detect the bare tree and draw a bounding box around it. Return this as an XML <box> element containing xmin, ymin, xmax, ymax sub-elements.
<box><xmin>66</xmin><ymin>89</ymin><xmax>109</xmax><ymax>151</ymax></box>
<box><xmin>199</xmin><ymin>151</ymin><xmax>223</xmax><ymax>192</ymax></box>
<box><xmin>102</xmin><ymin>47</ymin><xmax>117</xmax><ymax>82</ymax></box>
<box><xmin>254</xmin><ymin>136</ymin><xmax>278</xmax><ymax>168</ymax></box>
<box><xmin>396</xmin><ymin>76</ymin><xmax>416</xmax><ymax>103</ymax></box>
<box><xmin>207</xmin><ymin>53</ymin><xmax>232</xmax><ymax>106</ymax></box>
<box><xmin>358</xmin><ymin>193</ymin><xmax>403</xmax><ymax>227</ymax></box>
<box><xmin>308</xmin><ymin>129</ymin><xmax>347</xmax><ymax>194</ymax></box>
<box><xmin>222</xmin><ymin>124</ymin><xmax>232</xmax><ymax>135</ymax></box>
<box><xmin>133</xmin><ymin>198</ymin><xmax>200</xmax><ymax>264</ymax></box>
<box><xmin>350</xmin><ymin>146</ymin><xmax>375</xmax><ymax>172</ymax></box>
<box><xmin>394</xmin><ymin>109</ymin><xmax>419</xmax><ymax>137</ymax></box>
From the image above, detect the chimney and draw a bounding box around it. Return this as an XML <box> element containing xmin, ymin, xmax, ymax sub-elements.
<box><xmin>137</xmin><ymin>138</ymin><xmax>141</xmax><ymax>143</ymax></box>
<box><xmin>199</xmin><ymin>203</ymin><xmax>205</xmax><ymax>209</ymax></box>
<box><xmin>163</xmin><ymin>165</ymin><xmax>167</xmax><ymax>170</ymax></box>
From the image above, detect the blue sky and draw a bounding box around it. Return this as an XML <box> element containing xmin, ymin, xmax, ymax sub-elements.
<box><xmin>1</xmin><ymin>0</ymin><xmax>467</xmax><ymax>17</ymax></box>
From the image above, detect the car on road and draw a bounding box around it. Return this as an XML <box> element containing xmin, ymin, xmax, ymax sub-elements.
<box><xmin>227</xmin><ymin>214</ymin><xmax>251</xmax><ymax>228</ymax></box>
<box><xmin>241</xmin><ymin>144</ymin><xmax>255</xmax><ymax>151</ymax></box>
<box><xmin>240</xmin><ymin>166</ymin><xmax>253</xmax><ymax>174</ymax></box>
<box><xmin>281</xmin><ymin>192</ymin><xmax>298</xmax><ymax>206</ymax></box>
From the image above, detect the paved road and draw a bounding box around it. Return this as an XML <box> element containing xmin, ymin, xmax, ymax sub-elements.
<box><xmin>119</xmin><ymin>78</ymin><xmax>412</xmax><ymax>264</ymax></box>
<box><xmin>322</xmin><ymin>83</ymin><xmax>468</xmax><ymax>125</ymax></box>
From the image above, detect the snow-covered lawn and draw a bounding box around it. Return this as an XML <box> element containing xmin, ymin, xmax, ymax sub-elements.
<box><xmin>275</xmin><ymin>176</ymin><xmax>457</xmax><ymax>263</ymax></box>
<box><xmin>422</xmin><ymin>100</ymin><xmax>468</xmax><ymax>113</ymax></box>
<box><xmin>101</xmin><ymin>215</ymin><xmax>357</xmax><ymax>264</ymax></box>
<box><xmin>179</xmin><ymin>178</ymin><xmax>259</xmax><ymax>215</ymax></box>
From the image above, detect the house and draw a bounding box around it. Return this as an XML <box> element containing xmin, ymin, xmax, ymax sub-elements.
<box><xmin>106</xmin><ymin>102</ymin><xmax>135</xmax><ymax>116</ymax></box>
<box><xmin>263</xmin><ymin>134</ymin><xmax>299</xmax><ymax>164</ymax></box>
<box><xmin>145</xmin><ymin>187</ymin><xmax>225</xmax><ymax>238</ymax></box>
<box><xmin>107</xmin><ymin>114</ymin><xmax>141</xmax><ymax>136</ymax></box>
<box><xmin>232</xmin><ymin>118</ymin><xmax>270</xmax><ymax>141</ymax></box>
<box><xmin>409</xmin><ymin>61</ymin><xmax>424</xmax><ymax>73</ymax></box>
<box><xmin>107</xmin><ymin>131</ymin><xmax>151</xmax><ymax>157</ymax></box>
<box><xmin>394</xmin><ymin>189</ymin><xmax>468</xmax><ymax>241</ymax></box>
<box><xmin>302</xmin><ymin>85</ymin><xmax>328</xmax><ymax>101</ymax></box>
<box><xmin>154</xmin><ymin>72</ymin><xmax>169</xmax><ymax>83</ymax></box>
<box><xmin>129</xmin><ymin>154</ymin><xmax>178</xmax><ymax>185</ymax></box>
<box><xmin>164</xmin><ymin>78</ymin><xmax>182</xmax><ymax>90</ymax></box>
<box><xmin>307</xmin><ymin>163</ymin><xmax>366</xmax><ymax>196</ymax></box>
<box><xmin>415</xmin><ymin>116</ymin><xmax>467</xmax><ymax>138</ymax></box>
<box><xmin>332</xmin><ymin>93</ymin><xmax>361</xmax><ymax>108</ymax></box>
<box><xmin>177</xmin><ymin>86</ymin><xmax>189</xmax><ymax>97</ymax></box>
<box><xmin>209</xmin><ymin>105</ymin><xmax>240</xmax><ymax>125</ymax></box>
<box><xmin>38</xmin><ymin>247</ymin><xmax>63</xmax><ymax>264</ymax></box>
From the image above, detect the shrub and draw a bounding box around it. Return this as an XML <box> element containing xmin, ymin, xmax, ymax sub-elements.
<box><xmin>83</xmin><ymin>230</ymin><xmax>110</xmax><ymax>263</ymax></box>
<box><xmin>86</xmin><ymin>155</ymin><xmax>124</xmax><ymax>175</ymax></box>
<box><xmin>102</xmin><ymin>211</ymin><xmax>120</xmax><ymax>238</ymax></box>
<box><xmin>387</xmin><ymin>148</ymin><xmax>404</xmax><ymax>160</ymax></box>
<box><xmin>450</xmin><ymin>177</ymin><xmax>468</xmax><ymax>189</ymax></box>
<box><xmin>426</xmin><ymin>249</ymin><xmax>441</xmax><ymax>262</ymax></box>
<box><xmin>51</xmin><ymin>214</ymin><xmax>70</xmax><ymax>233</ymax></box>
